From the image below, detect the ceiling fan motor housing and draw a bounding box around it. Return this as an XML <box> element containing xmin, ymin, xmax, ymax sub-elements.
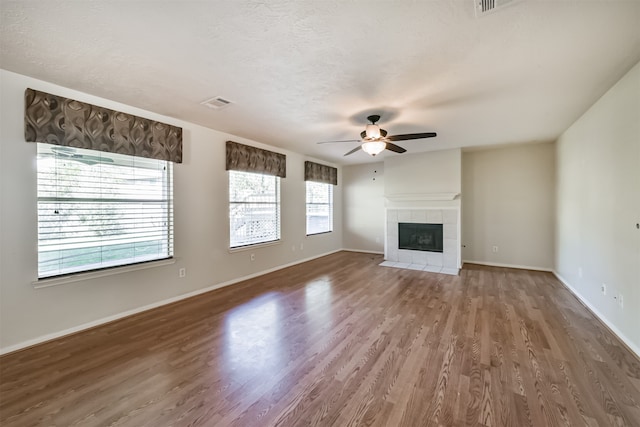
<box><xmin>360</xmin><ymin>128</ymin><xmax>387</xmax><ymax>139</ymax></box>
<box><xmin>365</xmin><ymin>124</ymin><xmax>381</xmax><ymax>139</ymax></box>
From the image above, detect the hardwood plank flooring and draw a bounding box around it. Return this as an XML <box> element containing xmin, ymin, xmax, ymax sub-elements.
<box><xmin>1</xmin><ymin>251</ymin><xmax>639</xmax><ymax>426</ymax></box>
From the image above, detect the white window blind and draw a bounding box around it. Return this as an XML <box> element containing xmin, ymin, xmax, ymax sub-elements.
<box><xmin>37</xmin><ymin>143</ymin><xmax>174</xmax><ymax>278</ymax></box>
<box><xmin>229</xmin><ymin>170</ymin><xmax>280</xmax><ymax>248</ymax></box>
<box><xmin>306</xmin><ymin>181</ymin><xmax>333</xmax><ymax>235</ymax></box>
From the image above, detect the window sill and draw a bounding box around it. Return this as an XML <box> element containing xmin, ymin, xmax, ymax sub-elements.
<box><xmin>32</xmin><ymin>258</ymin><xmax>176</xmax><ymax>289</ymax></box>
<box><xmin>229</xmin><ymin>240</ymin><xmax>281</xmax><ymax>253</ymax></box>
<box><xmin>306</xmin><ymin>231</ymin><xmax>333</xmax><ymax>237</ymax></box>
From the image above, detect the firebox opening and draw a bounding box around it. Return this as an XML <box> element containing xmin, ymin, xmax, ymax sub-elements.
<box><xmin>398</xmin><ymin>223</ymin><xmax>443</xmax><ymax>252</ymax></box>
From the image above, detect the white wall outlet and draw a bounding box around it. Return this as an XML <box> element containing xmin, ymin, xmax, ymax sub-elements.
<box><xmin>375</xmin><ymin>236</ymin><xmax>381</xmax><ymax>243</ymax></box>
<box><xmin>492</xmin><ymin>246</ymin><xmax>498</xmax><ymax>253</ymax></box>
<box><xmin>601</xmin><ymin>283</ymin><xmax>607</xmax><ymax>295</ymax></box>
<box><xmin>179</xmin><ymin>268</ymin><xmax>186</xmax><ymax>278</ymax></box>
<box><xmin>578</xmin><ymin>267</ymin><xmax>583</xmax><ymax>278</ymax></box>
<box><xmin>250</xmin><ymin>253</ymin><xmax>255</xmax><ymax>261</ymax></box>
<box><xmin>300</xmin><ymin>243</ymin><xmax>304</xmax><ymax>250</ymax></box>
<box><xmin>618</xmin><ymin>293</ymin><xmax>624</xmax><ymax>309</ymax></box>
<box><xmin>292</xmin><ymin>245</ymin><xmax>296</xmax><ymax>252</ymax></box>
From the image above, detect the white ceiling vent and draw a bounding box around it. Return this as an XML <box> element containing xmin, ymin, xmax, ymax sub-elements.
<box><xmin>200</xmin><ymin>96</ymin><xmax>233</xmax><ymax>110</ymax></box>
<box><xmin>475</xmin><ymin>0</ymin><xmax>521</xmax><ymax>17</ymax></box>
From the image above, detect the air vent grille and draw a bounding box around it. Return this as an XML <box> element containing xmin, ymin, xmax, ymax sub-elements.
<box><xmin>200</xmin><ymin>96</ymin><xmax>233</xmax><ymax>110</ymax></box>
<box><xmin>475</xmin><ymin>0</ymin><xmax>520</xmax><ymax>16</ymax></box>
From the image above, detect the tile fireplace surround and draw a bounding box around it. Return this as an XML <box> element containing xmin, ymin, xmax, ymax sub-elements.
<box><xmin>383</xmin><ymin>208</ymin><xmax>460</xmax><ymax>275</ymax></box>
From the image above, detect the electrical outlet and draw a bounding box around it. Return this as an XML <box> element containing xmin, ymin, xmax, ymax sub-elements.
<box><xmin>300</xmin><ymin>243</ymin><xmax>304</xmax><ymax>250</ymax></box>
<box><xmin>250</xmin><ymin>253</ymin><xmax>255</xmax><ymax>261</ymax></box>
<box><xmin>492</xmin><ymin>246</ymin><xmax>498</xmax><ymax>253</ymax></box>
<box><xmin>601</xmin><ymin>283</ymin><xmax>607</xmax><ymax>296</ymax></box>
<box><xmin>578</xmin><ymin>267</ymin><xmax>583</xmax><ymax>278</ymax></box>
<box><xmin>179</xmin><ymin>268</ymin><xmax>186</xmax><ymax>278</ymax></box>
<box><xmin>618</xmin><ymin>293</ymin><xmax>624</xmax><ymax>309</ymax></box>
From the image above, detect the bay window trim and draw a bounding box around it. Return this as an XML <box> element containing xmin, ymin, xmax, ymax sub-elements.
<box><xmin>306</xmin><ymin>231</ymin><xmax>332</xmax><ymax>237</ymax></box>
<box><xmin>227</xmin><ymin>240</ymin><xmax>281</xmax><ymax>253</ymax></box>
<box><xmin>32</xmin><ymin>257</ymin><xmax>176</xmax><ymax>289</ymax></box>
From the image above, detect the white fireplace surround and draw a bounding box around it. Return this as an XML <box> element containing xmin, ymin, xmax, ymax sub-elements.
<box><xmin>383</xmin><ymin>207</ymin><xmax>460</xmax><ymax>275</ymax></box>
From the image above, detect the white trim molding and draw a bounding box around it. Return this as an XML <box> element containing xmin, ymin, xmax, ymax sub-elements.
<box><xmin>554</xmin><ymin>271</ymin><xmax>640</xmax><ymax>359</ymax></box>
<box><xmin>33</xmin><ymin>258</ymin><xmax>177</xmax><ymax>288</ymax></box>
<box><xmin>462</xmin><ymin>260</ymin><xmax>553</xmax><ymax>272</ymax></box>
<box><xmin>342</xmin><ymin>248</ymin><xmax>384</xmax><ymax>255</ymax></box>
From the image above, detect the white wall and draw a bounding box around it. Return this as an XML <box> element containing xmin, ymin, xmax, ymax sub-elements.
<box><xmin>462</xmin><ymin>143</ymin><xmax>556</xmax><ymax>270</ymax></box>
<box><xmin>342</xmin><ymin>162</ymin><xmax>385</xmax><ymax>252</ymax></box>
<box><xmin>556</xmin><ymin>61</ymin><xmax>640</xmax><ymax>355</ymax></box>
<box><xmin>384</xmin><ymin>149</ymin><xmax>461</xmax><ymax>199</ymax></box>
<box><xmin>0</xmin><ymin>70</ymin><xmax>343</xmax><ymax>352</ymax></box>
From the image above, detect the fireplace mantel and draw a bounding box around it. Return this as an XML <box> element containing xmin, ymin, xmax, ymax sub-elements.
<box><xmin>384</xmin><ymin>192</ymin><xmax>460</xmax><ymax>202</ymax></box>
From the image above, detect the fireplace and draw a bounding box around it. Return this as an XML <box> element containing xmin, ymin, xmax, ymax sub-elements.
<box><xmin>383</xmin><ymin>207</ymin><xmax>460</xmax><ymax>275</ymax></box>
<box><xmin>398</xmin><ymin>223</ymin><xmax>443</xmax><ymax>252</ymax></box>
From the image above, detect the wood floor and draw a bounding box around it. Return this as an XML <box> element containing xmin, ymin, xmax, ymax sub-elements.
<box><xmin>1</xmin><ymin>252</ymin><xmax>639</xmax><ymax>426</ymax></box>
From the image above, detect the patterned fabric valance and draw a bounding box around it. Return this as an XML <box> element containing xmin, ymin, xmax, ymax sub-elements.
<box><xmin>305</xmin><ymin>161</ymin><xmax>337</xmax><ymax>185</ymax></box>
<box><xmin>226</xmin><ymin>141</ymin><xmax>286</xmax><ymax>178</ymax></box>
<box><xmin>24</xmin><ymin>88</ymin><xmax>183</xmax><ymax>163</ymax></box>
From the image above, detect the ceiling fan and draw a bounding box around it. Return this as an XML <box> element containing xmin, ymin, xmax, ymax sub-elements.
<box><xmin>318</xmin><ymin>115</ymin><xmax>437</xmax><ymax>156</ymax></box>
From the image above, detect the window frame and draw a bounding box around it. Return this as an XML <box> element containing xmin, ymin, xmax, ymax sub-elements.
<box><xmin>228</xmin><ymin>170</ymin><xmax>281</xmax><ymax>249</ymax></box>
<box><xmin>305</xmin><ymin>180</ymin><xmax>334</xmax><ymax>236</ymax></box>
<box><xmin>36</xmin><ymin>143</ymin><xmax>174</xmax><ymax>280</ymax></box>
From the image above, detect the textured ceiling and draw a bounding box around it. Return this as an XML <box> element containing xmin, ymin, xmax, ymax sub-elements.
<box><xmin>2</xmin><ymin>0</ymin><xmax>640</xmax><ymax>164</ymax></box>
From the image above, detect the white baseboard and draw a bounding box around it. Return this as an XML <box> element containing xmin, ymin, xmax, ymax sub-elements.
<box><xmin>553</xmin><ymin>271</ymin><xmax>640</xmax><ymax>359</ymax></box>
<box><xmin>0</xmin><ymin>249</ymin><xmax>342</xmax><ymax>356</ymax></box>
<box><xmin>462</xmin><ymin>260</ymin><xmax>553</xmax><ymax>272</ymax></box>
<box><xmin>342</xmin><ymin>248</ymin><xmax>384</xmax><ymax>255</ymax></box>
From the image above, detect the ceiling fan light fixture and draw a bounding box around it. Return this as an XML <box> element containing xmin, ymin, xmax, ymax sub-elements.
<box><xmin>365</xmin><ymin>124</ymin><xmax>381</xmax><ymax>139</ymax></box>
<box><xmin>362</xmin><ymin>140</ymin><xmax>386</xmax><ymax>156</ymax></box>
<box><xmin>317</xmin><ymin>113</ymin><xmax>436</xmax><ymax>157</ymax></box>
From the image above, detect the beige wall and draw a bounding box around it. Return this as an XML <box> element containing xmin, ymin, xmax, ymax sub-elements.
<box><xmin>0</xmin><ymin>70</ymin><xmax>343</xmax><ymax>352</ymax></box>
<box><xmin>342</xmin><ymin>162</ymin><xmax>385</xmax><ymax>252</ymax></box>
<box><xmin>462</xmin><ymin>143</ymin><xmax>556</xmax><ymax>269</ymax></box>
<box><xmin>555</xmin><ymin>61</ymin><xmax>640</xmax><ymax>355</ymax></box>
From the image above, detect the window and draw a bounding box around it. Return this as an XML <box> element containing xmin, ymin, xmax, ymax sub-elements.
<box><xmin>229</xmin><ymin>170</ymin><xmax>281</xmax><ymax>248</ymax></box>
<box><xmin>37</xmin><ymin>144</ymin><xmax>173</xmax><ymax>278</ymax></box>
<box><xmin>306</xmin><ymin>181</ymin><xmax>333</xmax><ymax>235</ymax></box>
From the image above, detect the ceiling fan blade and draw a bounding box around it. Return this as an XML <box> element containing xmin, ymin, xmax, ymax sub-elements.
<box><xmin>343</xmin><ymin>146</ymin><xmax>362</xmax><ymax>156</ymax></box>
<box><xmin>386</xmin><ymin>132</ymin><xmax>437</xmax><ymax>142</ymax></box>
<box><xmin>385</xmin><ymin>143</ymin><xmax>407</xmax><ymax>153</ymax></box>
<box><xmin>317</xmin><ymin>139</ymin><xmax>361</xmax><ymax>144</ymax></box>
